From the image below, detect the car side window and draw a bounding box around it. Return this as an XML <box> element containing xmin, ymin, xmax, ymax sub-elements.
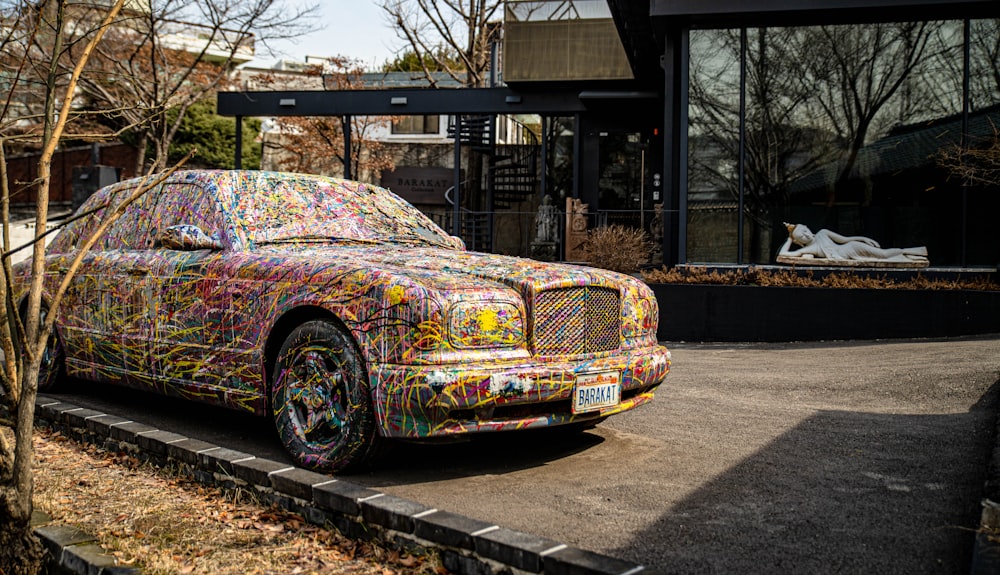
<box><xmin>98</xmin><ymin>183</ymin><xmax>161</xmax><ymax>250</ymax></box>
<box><xmin>97</xmin><ymin>183</ymin><xmax>223</xmax><ymax>251</ymax></box>
<box><xmin>151</xmin><ymin>183</ymin><xmax>223</xmax><ymax>245</ymax></box>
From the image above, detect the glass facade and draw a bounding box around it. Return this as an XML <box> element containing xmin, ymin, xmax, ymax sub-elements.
<box><xmin>687</xmin><ymin>19</ymin><xmax>999</xmax><ymax>267</ymax></box>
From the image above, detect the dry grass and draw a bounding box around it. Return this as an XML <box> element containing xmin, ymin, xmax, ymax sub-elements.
<box><xmin>581</xmin><ymin>225</ymin><xmax>652</xmax><ymax>273</ymax></box>
<box><xmin>32</xmin><ymin>428</ymin><xmax>444</xmax><ymax>575</ymax></box>
<box><xmin>641</xmin><ymin>266</ymin><xmax>1000</xmax><ymax>291</ymax></box>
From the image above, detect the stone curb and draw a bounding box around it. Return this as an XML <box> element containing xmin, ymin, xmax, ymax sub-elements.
<box><xmin>33</xmin><ymin>523</ymin><xmax>139</xmax><ymax>575</ymax></box>
<box><xmin>33</xmin><ymin>395</ymin><xmax>649</xmax><ymax>575</ymax></box>
<box><xmin>972</xmin><ymin>385</ymin><xmax>1000</xmax><ymax>575</ymax></box>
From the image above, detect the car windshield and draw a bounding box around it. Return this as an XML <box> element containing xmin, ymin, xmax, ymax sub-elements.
<box><xmin>224</xmin><ymin>174</ymin><xmax>459</xmax><ymax>250</ymax></box>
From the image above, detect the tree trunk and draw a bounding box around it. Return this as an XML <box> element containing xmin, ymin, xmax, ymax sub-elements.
<box><xmin>0</xmin><ymin>491</ymin><xmax>45</xmax><ymax>575</ymax></box>
<box><xmin>0</xmin><ymin>363</ymin><xmax>45</xmax><ymax>575</ymax></box>
<box><xmin>133</xmin><ymin>131</ymin><xmax>149</xmax><ymax>175</ymax></box>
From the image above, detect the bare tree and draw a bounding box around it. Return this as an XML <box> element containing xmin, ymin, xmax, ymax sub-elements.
<box><xmin>939</xmin><ymin>120</ymin><xmax>1000</xmax><ymax>187</ymax></box>
<box><xmin>971</xmin><ymin>19</ymin><xmax>1000</xmax><ymax>109</ymax></box>
<box><xmin>0</xmin><ymin>3</ymin><xmax>124</xmax><ymax>570</ymax></box>
<box><xmin>379</xmin><ymin>0</ymin><xmax>502</xmax><ymax>88</ymax></box>
<box><xmin>257</xmin><ymin>57</ymin><xmax>395</xmax><ymax>181</ymax></box>
<box><xmin>379</xmin><ymin>0</ymin><xmax>503</xmax><ymax>213</ymax></box>
<box><xmin>690</xmin><ymin>29</ymin><xmax>838</xmax><ymax>218</ymax></box>
<box><xmin>795</xmin><ymin>22</ymin><xmax>936</xmax><ymax>206</ymax></box>
<box><xmin>65</xmin><ymin>0</ymin><xmax>318</xmax><ymax>174</ymax></box>
<box><xmin>0</xmin><ymin>2</ymin><xmax>196</xmax><ymax>571</ymax></box>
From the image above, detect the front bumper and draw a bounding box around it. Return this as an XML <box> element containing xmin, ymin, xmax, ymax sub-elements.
<box><xmin>370</xmin><ymin>344</ymin><xmax>670</xmax><ymax>438</ymax></box>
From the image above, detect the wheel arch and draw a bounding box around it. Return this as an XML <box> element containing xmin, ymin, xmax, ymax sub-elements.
<box><xmin>17</xmin><ymin>290</ymin><xmax>55</xmax><ymax>335</ymax></box>
<box><xmin>262</xmin><ymin>306</ymin><xmax>365</xmax><ymax>404</ymax></box>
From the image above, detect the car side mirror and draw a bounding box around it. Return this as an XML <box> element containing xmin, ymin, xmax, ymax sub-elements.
<box><xmin>160</xmin><ymin>225</ymin><xmax>224</xmax><ymax>251</ymax></box>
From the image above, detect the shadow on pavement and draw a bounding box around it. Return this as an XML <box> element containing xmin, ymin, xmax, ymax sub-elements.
<box><xmin>357</xmin><ymin>428</ymin><xmax>606</xmax><ymax>485</ymax></box>
<box><xmin>610</xmin><ymin>379</ymin><xmax>1000</xmax><ymax>573</ymax></box>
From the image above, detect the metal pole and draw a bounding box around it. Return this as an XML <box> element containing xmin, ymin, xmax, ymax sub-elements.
<box><xmin>453</xmin><ymin>115</ymin><xmax>463</xmax><ymax>237</ymax></box>
<box><xmin>961</xmin><ymin>19</ymin><xmax>970</xmax><ymax>267</ymax></box>
<box><xmin>738</xmin><ymin>27</ymin><xmax>747</xmax><ymax>264</ymax></box>
<box><xmin>572</xmin><ymin>113</ymin><xmax>581</xmax><ymax>199</ymax></box>
<box><xmin>343</xmin><ymin>115</ymin><xmax>352</xmax><ymax>180</ymax></box>
<box><xmin>490</xmin><ymin>39</ymin><xmax>498</xmax><ymax>88</ymax></box>
<box><xmin>234</xmin><ymin>115</ymin><xmax>243</xmax><ymax>170</ymax></box>
<box><xmin>539</xmin><ymin>116</ymin><xmax>548</xmax><ymax>201</ymax></box>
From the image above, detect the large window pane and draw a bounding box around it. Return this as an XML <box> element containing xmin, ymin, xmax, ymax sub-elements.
<box><xmin>965</xmin><ymin>19</ymin><xmax>1000</xmax><ymax>267</ymax></box>
<box><xmin>776</xmin><ymin>21</ymin><xmax>965</xmax><ymax>266</ymax></box>
<box><xmin>392</xmin><ymin>115</ymin><xmax>441</xmax><ymax>135</ymax></box>
<box><xmin>971</xmin><ymin>19</ymin><xmax>1000</xmax><ymax>112</ymax></box>
<box><xmin>687</xmin><ymin>29</ymin><xmax>741</xmax><ymax>263</ymax></box>
<box><xmin>689</xmin><ymin>21</ymin><xmax>975</xmax><ymax>266</ymax></box>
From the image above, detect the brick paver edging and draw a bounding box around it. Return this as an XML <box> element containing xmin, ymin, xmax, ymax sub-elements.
<box><xmin>33</xmin><ymin>394</ymin><xmax>652</xmax><ymax>575</ymax></box>
<box><xmin>34</xmin><ymin>522</ymin><xmax>138</xmax><ymax>575</ymax></box>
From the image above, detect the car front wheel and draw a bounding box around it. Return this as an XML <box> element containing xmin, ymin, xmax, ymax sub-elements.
<box><xmin>271</xmin><ymin>320</ymin><xmax>380</xmax><ymax>473</ymax></box>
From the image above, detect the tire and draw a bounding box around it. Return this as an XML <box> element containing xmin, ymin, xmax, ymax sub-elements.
<box><xmin>29</xmin><ymin>305</ymin><xmax>65</xmax><ymax>392</ymax></box>
<box><xmin>271</xmin><ymin>320</ymin><xmax>380</xmax><ymax>473</ymax></box>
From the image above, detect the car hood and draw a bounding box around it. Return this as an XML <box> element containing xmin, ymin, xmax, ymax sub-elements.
<box><xmin>253</xmin><ymin>244</ymin><xmax>631</xmax><ymax>295</ymax></box>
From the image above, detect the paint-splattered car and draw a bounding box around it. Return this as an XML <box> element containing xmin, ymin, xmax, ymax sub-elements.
<box><xmin>18</xmin><ymin>170</ymin><xmax>670</xmax><ymax>472</ymax></box>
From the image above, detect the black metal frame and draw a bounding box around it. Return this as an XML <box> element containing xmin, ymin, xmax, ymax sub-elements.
<box><xmin>649</xmin><ymin>0</ymin><xmax>1000</xmax><ymax>27</ymax></box>
<box><xmin>218</xmin><ymin>88</ymin><xmax>590</xmax><ymax>118</ymax></box>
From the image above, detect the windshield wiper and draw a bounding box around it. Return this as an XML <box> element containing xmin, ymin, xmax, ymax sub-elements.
<box><xmin>256</xmin><ymin>235</ymin><xmax>380</xmax><ymax>246</ymax></box>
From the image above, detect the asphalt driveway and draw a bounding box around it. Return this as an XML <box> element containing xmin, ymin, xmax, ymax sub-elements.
<box><xmin>48</xmin><ymin>336</ymin><xmax>1000</xmax><ymax>573</ymax></box>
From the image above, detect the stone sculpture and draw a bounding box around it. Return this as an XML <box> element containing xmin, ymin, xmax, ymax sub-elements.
<box><xmin>564</xmin><ymin>197</ymin><xmax>589</xmax><ymax>262</ymax></box>
<box><xmin>776</xmin><ymin>223</ymin><xmax>929</xmax><ymax>267</ymax></box>
<box><xmin>530</xmin><ymin>195</ymin><xmax>559</xmax><ymax>261</ymax></box>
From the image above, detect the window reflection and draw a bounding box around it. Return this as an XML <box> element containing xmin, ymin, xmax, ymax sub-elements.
<box><xmin>686</xmin><ymin>19</ymin><xmax>998</xmax><ymax>267</ymax></box>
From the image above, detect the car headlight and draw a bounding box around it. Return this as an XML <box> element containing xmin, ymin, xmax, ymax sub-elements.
<box><xmin>622</xmin><ymin>295</ymin><xmax>657</xmax><ymax>338</ymax></box>
<box><xmin>448</xmin><ymin>301</ymin><xmax>524</xmax><ymax>349</ymax></box>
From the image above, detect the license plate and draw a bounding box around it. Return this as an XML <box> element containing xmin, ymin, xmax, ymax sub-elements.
<box><xmin>572</xmin><ymin>372</ymin><xmax>621</xmax><ymax>414</ymax></box>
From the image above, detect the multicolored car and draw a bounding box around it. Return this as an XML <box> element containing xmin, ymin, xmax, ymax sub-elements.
<box><xmin>16</xmin><ymin>170</ymin><xmax>670</xmax><ymax>472</ymax></box>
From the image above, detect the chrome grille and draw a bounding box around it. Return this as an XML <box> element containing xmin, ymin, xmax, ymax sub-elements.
<box><xmin>532</xmin><ymin>287</ymin><xmax>621</xmax><ymax>356</ymax></box>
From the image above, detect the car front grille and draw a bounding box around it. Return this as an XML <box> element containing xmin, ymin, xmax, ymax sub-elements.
<box><xmin>532</xmin><ymin>286</ymin><xmax>621</xmax><ymax>356</ymax></box>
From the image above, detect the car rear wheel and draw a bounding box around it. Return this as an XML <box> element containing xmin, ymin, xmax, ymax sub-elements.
<box><xmin>271</xmin><ymin>320</ymin><xmax>381</xmax><ymax>473</ymax></box>
<box><xmin>28</xmin><ymin>305</ymin><xmax>65</xmax><ymax>392</ymax></box>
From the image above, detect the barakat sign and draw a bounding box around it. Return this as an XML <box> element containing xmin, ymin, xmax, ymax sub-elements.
<box><xmin>381</xmin><ymin>166</ymin><xmax>461</xmax><ymax>205</ymax></box>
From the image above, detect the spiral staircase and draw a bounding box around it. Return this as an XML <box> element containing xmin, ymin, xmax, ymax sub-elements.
<box><xmin>447</xmin><ymin>115</ymin><xmax>540</xmax><ymax>252</ymax></box>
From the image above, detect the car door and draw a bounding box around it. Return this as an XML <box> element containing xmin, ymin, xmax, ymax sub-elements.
<box><xmin>108</xmin><ymin>184</ymin><xmax>165</xmax><ymax>383</ymax></box>
<box><xmin>142</xmin><ymin>182</ymin><xmax>238</xmax><ymax>399</ymax></box>
<box><xmin>60</xmin><ymin>183</ymin><xmax>162</xmax><ymax>383</ymax></box>
<box><xmin>55</xmin><ymin>250</ymin><xmax>121</xmax><ymax>381</ymax></box>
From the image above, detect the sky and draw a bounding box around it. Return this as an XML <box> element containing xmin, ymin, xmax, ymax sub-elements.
<box><xmin>252</xmin><ymin>1</ymin><xmax>400</xmax><ymax>70</ymax></box>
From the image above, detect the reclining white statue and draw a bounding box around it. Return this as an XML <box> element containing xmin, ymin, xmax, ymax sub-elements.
<box><xmin>776</xmin><ymin>223</ymin><xmax>929</xmax><ymax>267</ymax></box>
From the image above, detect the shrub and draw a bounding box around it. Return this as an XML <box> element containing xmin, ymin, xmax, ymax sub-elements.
<box><xmin>581</xmin><ymin>225</ymin><xmax>652</xmax><ymax>273</ymax></box>
<box><xmin>641</xmin><ymin>266</ymin><xmax>999</xmax><ymax>291</ymax></box>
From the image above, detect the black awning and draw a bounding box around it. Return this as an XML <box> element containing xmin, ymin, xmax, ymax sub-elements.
<box><xmin>650</xmin><ymin>0</ymin><xmax>1000</xmax><ymax>28</ymax></box>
